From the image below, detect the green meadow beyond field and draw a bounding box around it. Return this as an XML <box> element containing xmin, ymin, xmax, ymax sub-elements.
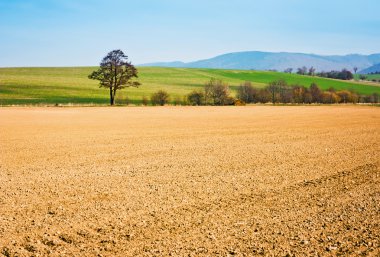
<box><xmin>0</xmin><ymin>67</ymin><xmax>379</xmax><ymax>105</ymax></box>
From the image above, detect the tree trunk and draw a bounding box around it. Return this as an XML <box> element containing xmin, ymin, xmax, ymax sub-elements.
<box><xmin>110</xmin><ymin>88</ymin><xmax>114</xmax><ymax>105</ymax></box>
<box><xmin>113</xmin><ymin>90</ymin><xmax>117</xmax><ymax>105</ymax></box>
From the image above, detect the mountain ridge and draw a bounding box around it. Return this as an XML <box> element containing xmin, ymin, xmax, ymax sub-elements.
<box><xmin>138</xmin><ymin>51</ymin><xmax>380</xmax><ymax>73</ymax></box>
<box><xmin>360</xmin><ymin>63</ymin><xmax>380</xmax><ymax>74</ymax></box>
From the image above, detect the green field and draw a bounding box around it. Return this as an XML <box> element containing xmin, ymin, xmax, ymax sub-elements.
<box><xmin>354</xmin><ymin>73</ymin><xmax>380</xmax><ymax>80</ymax></box>
<box><xmin>1</xmin><ymin>67</ymin><xmax>380</xmax><ymax>105</ymax></box>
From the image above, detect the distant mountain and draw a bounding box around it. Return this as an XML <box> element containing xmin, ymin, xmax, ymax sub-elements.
<box><xmin>360</xmin><ymin>63</ymin><xmax>380</xmax><ymax>74</ymax></box>
<box><xmin>139</xmin><ymin>51</ymin><xmax>380</xmax><ymax>72</ymax></box>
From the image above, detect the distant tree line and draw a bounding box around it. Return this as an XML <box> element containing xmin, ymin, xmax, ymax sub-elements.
<box><xmin>316</xmin><ymin>69</ymin><xmax>353</xmax><ymax>80</ymax></box>
<box><xmin>357</xmin><ymin>75</ymin><xmax>380</xmax><ymax>83</ymax></box>
<box><xmin>286</xmin><ymin>67</ymin><xmax>380</xmax><ymax>83</ymax></box>
<box><xmin>283</xmin><ymin>66</ymin><xmax>354</xmax><ymax>81</ymax></box>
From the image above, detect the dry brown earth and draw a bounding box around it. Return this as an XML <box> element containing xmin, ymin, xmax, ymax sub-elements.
<box><xmin>0</xmin><ymin>106</ymin><xmax>379</xmax><ymax>256</ymax></box>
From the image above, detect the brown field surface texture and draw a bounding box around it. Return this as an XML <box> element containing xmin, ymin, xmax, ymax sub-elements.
<box><xmin>0</xmin><ymin>106</ymin><xmax>379</xmax><ymax>256</ymax></box>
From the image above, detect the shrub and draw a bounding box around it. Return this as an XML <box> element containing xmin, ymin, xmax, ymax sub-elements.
<box><xmin>256</xmin><ymin>88</ymin><xmax>271</xmax><ymax>103</ymax></box>
<box><xmin>336</xmin><ymin>91</ymin><xmax>349</xmax><ymax>103</ymax></box>
<box><xmin>310</xmin><ymin>83</ymin><xmax>322</xmax><ymax>103</ymax></box>
<box><xmin>322</xmin><ymin>91</ymin><xmax>340</xmax><ymax>104</ymax></box>
<box><xmin>151</xmin><ymin>90</ymin><xmax>170</xmax><ymax>106</ymax></box>
<box><xmin>173</xmin><ymin>96</ymin><xmax>181</xmax><ymax>106</ymax></box>
<box><xmin>360</xmin><ymin>93</ymin><xmax>379</xmax><ymax>103</ymax></box>
<box><xmin>182</xmin><ymin>95</ymin><xmax>189</xmax><ymax>106</ymax></box>
<box><xmin>351</xmin><ymin>92</ymin><xmax>359</xmax><ymax>103</ymax></box>
<box><xmin>236</xmin><ymin>81</ymin><xmax>257</xmax><ymax>103</ymax></box>
<box><xmin>292</xmin><ymin>85</ymin><xmax>307</xmax><ymax>103</ymax></box>
<box><xmin>303</xmin><ymin>92</ymin><xmax>312</xmax><ymax>104</ymax></box>
<box><xmin>336</xmin><ymin>90</ymin><xmax>358</xmax><ymax>103</ymax></box>
<box><xmin>225</xmin><ymin>96</ymin><xmax>236</xmax><ymax>105</ymax></box>
<box><xmin>279</xmin><ymin>86</ymin><xmax>294</xmax><ymax>103</ymax></box>
<box><xmin>373</xmin><ymin>93</ymin><xmax>379</xmax><ymax>103</ymax></box>
<box><xmin>204</xmin><ymin>79</ymin><xmax>232</xmax><ymax>105</ymax></box>
<box><xmin>234</xmin><ymin>99</ymin><xmax>246</xmax><ymax>106</ymax></box>
<box><xmin>142</xmin><ymin>96</ymin><xmax>149</xmax><ymax>106</ymax></box>
<box><xmin>266</xmin><ymin>80</ymin><xmax>287</xmax><ymax>104</ymax></box>
<box><xmin>187</xmin><ymin>90</ymin><xmax>204</xmax><ymax>105</ymax></box>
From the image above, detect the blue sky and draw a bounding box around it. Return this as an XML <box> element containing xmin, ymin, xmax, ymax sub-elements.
<box><xmin>0</xmin><ymin>0</ymin><xmax>379</xmax><ymax>67</ymax></box>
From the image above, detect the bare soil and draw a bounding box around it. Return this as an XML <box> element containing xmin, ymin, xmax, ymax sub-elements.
<box><xmin>0</xmin><ymin>106</ymin><xmax>379</xmax><ymax>256</ymax></box>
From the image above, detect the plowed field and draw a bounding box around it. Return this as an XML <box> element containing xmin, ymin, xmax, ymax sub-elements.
<box><xmin>0</xmin><ymin>106</ymin><xmax>379</xmax><ymax>256</ymax></box>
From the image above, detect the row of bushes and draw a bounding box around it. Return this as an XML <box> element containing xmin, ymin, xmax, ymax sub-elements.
<box><xmin>138</xmin><ymin>79</ymin><xmax>236</xmax><ymax>106</ymax></box>
<box><xmin>133</xmin><ymin>79</ymin><xmax>379</xmax><ymax>106</ymax></box>
<box><xmin>236</xmin><ymin>80</ymin><xmax>379</xmax><ymax>104</ymax></box>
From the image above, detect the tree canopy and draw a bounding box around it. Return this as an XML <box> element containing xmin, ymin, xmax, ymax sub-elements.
<box><xmin>89</xmin><ymin>49</ymin><xmax>140</xmax><ymax>105</ymax></box>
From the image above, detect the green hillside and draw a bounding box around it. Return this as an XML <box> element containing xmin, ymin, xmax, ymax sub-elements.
<box><xmin>354</xmin><ymin>74</ymin><xmax>380</xmax><ymax>80</ymax></box>
<box><xmin>1</xmin><ymin>67</ymin><xmax>379</xmax><ymax>105</ymax></box>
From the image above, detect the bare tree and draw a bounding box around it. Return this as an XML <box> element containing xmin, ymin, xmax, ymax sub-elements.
<box><xmin>353</xmin><ymin>67</ymin><xmax>358</xmax><ymax>74</ymax></box>
<box><xmin>292</xmin><ymin>85</ymin><xmax>306</xmax><ymax>104</ymax></box>
<box><xmin>88</xmin><ymin>50</ymin><xmax>140</xmax><ymax>105</ymax></box>
<box><xmin>308</xmin><ymin>67</ymin><xmax>316</xmax><ymax>76</ymax></box>
<box><xmin>204</xmin><ymin>79</ymin><xmax>232</xmax><ymax>105</ymax></box>
<box><xmin>267</xmin><ymin>80</ymin><xmax>286</xmax><ymax>104</ymax></box>
<box><xmin>310</xmin><ymin>82</ymin><xmax>322</xmax><ymax>103</ymax></box>
<box><xmin>236</xmin><ymin>81</ymin><xmax>256</xmax><ymax>103</ymax></box>
<box><xmin>297</xmin><ymin>66</ymin><xmax>308</xmax><ymax>75</ymax></box>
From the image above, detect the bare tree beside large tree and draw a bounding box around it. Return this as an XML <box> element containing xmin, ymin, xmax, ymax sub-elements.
<box><xmin>267</xmin><ymin>80</ymin><xmax>286</xmax><ymax>104</ymax></box>
<box><xmin>89</xmin><ymin>50</ymin><xmax>140</xmax><ymax>105</ymax></box>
